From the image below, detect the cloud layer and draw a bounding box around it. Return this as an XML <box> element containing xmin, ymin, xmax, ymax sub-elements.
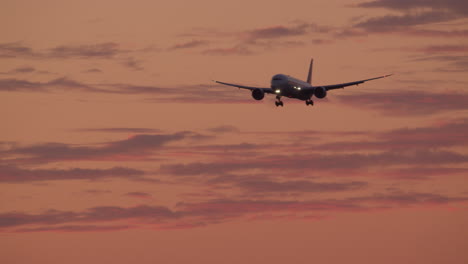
<box><xmin>2</xmin><ymin>190</ymin><xmax>466</xmax><ymax>232</ymax></box>
<box><xmin>353</xmin><ymin>0</ymin><xmax>468</xmax><ymax>33</ymax></box>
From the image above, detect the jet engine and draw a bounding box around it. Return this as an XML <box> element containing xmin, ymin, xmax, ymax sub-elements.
<box><xmin>314</xmin><ymin>86</ymin><xmax>327</xmax><ymax>99</ymax></box>
<box><xmin>251</xmin><ymin>88</ymin><xmax>265</xmax><ymax>100</ymax></box>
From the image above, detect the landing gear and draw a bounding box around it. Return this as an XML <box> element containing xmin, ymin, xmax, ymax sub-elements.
<box><xmin>275</xmin><ymin>95</ymin><xmax>283</xmax><ymax>107</ymax></box>
<box><xmin>306</xmin><ymin>99</ymin><xmax>314</xmax><ymax>106</ymax></box>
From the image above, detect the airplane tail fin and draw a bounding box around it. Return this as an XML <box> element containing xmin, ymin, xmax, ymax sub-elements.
<box><xmin>307</xmin><ymin>58</ymin><xmax>314</xmax><ymax>85</ymax></box>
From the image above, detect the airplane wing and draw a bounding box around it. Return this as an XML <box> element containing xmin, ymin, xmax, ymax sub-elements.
<box><xmin>214</xmin><ymin>80</ymin><xmax>275</xmax><ymax>94</ymax></box>
<box><xmin>320</xmin><ymin>74</ymin><xmax>393</xmax><ymax>91</ymax></box>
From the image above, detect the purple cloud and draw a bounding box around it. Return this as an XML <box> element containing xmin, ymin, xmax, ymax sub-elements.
<box><xmin>121</xmin><ymin>57</ymin><xmax>144</xmax><ymax>71</ymax></box>
<box><xmin>0</xmin><ymin>42</ymin><xmax>35</xmax><ymax>58</ymax></box>
<box><xmin>3</xmin><ymin>132</ymin><xmax>197</xmax><ymax>163</ymax></box>
<box><xmin>0</xmin><ymin>66</ymin><xmax>36</xmax><ymax>74</ymax></box>
<box><xmin>74</xmin><ymin>127</ymin><xmax>161</xmax><ymax>133</ymax></box>
<box><xmin>405</xmin><ymin>29</ymin><xmax>468</xmax><ymax>38</ymax></box>
<box><xmin>158</xmin><ymin>119</ymin><xmax>468</xmax><ymax>182</ymax></box>
<box><xmin>357</xmin><ymin>0</ymin><xmax>468</xmax><ymax>15</ymax></box>
<box><xmin>83</xmin><ymin>68</ymin><xmax>102</xmax><ymax>73</ymax></box>
<box><xmin>124</xmin><ymin>192</ymin><xmax>152</xmax><ymax>199</ymax></box>
<box><xmin>244</xmin><ymin>23</ymin><xmax>330</xmax><ymax>41</ymax></box>
<box><xmin>0</xmin><ymin>77</ymin><xmax>108</xmax><ymax>93</ymax></box>
<box><xmin>168</xmin><ymin>40</ymin><xmax>209</xmax><ymax>50</ymax></box>
<box><xmin>206</xmin><ymin>125</ymin><xmax>240</xmax><ymax>133</ymax></box>
<box><xmin>417</xmin><ymin>44</ymin><xmax>468</xmax><ymax>53</ymax></box>
<box><xmin>160</xmin><ymin>150</ymin><xmax>468</xmax><ymax>177</ymax></box>
<box><xmin>0</xmin><ymin>165</ymin><xmax>145</xmax><ymax>183</ymax></box>
<box><xmin>0</xmin><ymin>205</ymin><xmax>178</xmax><ymax>229</ymax></box>
<box><xmin>0</xmin><ymin>42</ymin><xmax>126</xmax><ymax>59</ymax></box>
<box><xmin>354</xmin><ymin>11</ymin><xmax>457</xmax><ymax>32</ymax></box>
<box><xmin>335</xmin><ymin>90</ymin><xmax>468</xmax><ymax>115</ymax></box>
<box><xmin>1</xmin><ymin>190</ymin><xmax>466</xmax><ymax>232</ymax></box>
<box><xmin>318</xmin><ymin>119</ymin><xmax>468</xmax><ymax>151</ymax></box>
<box><xmin>202</xmin><ymin>45</ymin><xmax>254</xmax><ymax>56</ymax></box>
<box><xmin>236</xmin><ymin>179</ymin><xmax>368</xmax><ymax>193</ymax></box>
<box><xmin>15</xmin><ymin>225</ymin><xmax>131</xmax><ymax>233</ymax></box>
<box><xmin>347</xmin><ymin>0</ymin><xmax>468</xmax><ymax>36</ymax></box>
<box><xmin>48</xmin><ymin>42</ymin><xmax>122</xmax><ymax>59</ymax></box>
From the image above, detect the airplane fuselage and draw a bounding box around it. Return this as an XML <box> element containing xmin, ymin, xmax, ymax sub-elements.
<box><xmin>271</xmin><ymin>74</ymin><xmax>313</xmax><ymax>101</ymax></box>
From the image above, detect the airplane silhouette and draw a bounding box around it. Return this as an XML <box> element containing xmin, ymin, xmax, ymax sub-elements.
<box><xmin>214</xmin><ymin>58</ymin><xmax>392</xmax><ymax>107</ymax></box>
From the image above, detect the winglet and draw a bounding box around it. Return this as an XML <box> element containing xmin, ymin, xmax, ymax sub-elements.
<box><xmin>307</xmin><ymin>58</ymin><xmax>314</xmax><ymax>85</ymax></box>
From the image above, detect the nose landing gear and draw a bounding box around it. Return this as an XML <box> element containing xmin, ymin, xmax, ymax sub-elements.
<box><xmin>275</xmin><ymin>101</ymin><xmax>284</xmax><ymax>107</ymax></box>
<box><xmin>306</xmin><ymin>99</ymin><xmax>314</xmax><ymax>106</ymax></box>
<box><xmin>275</xmin><ymin>95</ymin><xmax>283</xmax><ymax>107</ymax></box>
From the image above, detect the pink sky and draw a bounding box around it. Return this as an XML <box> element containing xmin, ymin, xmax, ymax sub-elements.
<box><xmin>1</xmin><ymin>0</ymin><xmax>468</xmax><ymax>263</ymax></box>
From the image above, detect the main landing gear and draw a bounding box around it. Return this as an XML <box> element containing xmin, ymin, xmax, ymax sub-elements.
<box><xmin>306</xmin><ymin>99</ymin><xmax>314</xmax><ymax>106</ymax></box>
<box><xmin>275</xmin><ymin>95</ymin><xmax>284</xmax><ymax>107</ymax></box>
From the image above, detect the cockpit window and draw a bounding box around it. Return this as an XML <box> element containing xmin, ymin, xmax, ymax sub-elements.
<box><xmin>273</xmin><ymin>77</ymin><xmax>282</xmax><ymax>81</ymax></box>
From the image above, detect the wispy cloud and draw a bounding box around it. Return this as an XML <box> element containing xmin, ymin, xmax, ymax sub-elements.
<box><xmin>357</xmin><ymin>0</ymin><xmax>468</xmax><ymax>15</ymax></box>
<box><xmin>3</xmin><ymin>190</ymin><xmax>466</xmax><ymax>232</ymax></box>
<box><xmin>0</xmin><ymin>77</ymin><xmax>253</xmax><ymax>104</ymax></box>
<box><xmin>0</xmin><ymin>42</ymin><xmax>125</xmax><ymax>59</ymax></box>
<box><xmin>335</xmin><ymin>90</ymin><xmax>468</xmax><ymax>115</ymax></box>
<box><xmin>84</xmin><ymin>189</ymin><xmax>112</xmax><ymax>195</ymax></box>
<box><xmin>48</xmin><ymin>42</ymin><xmax>122</xmax><ymax>59</ymax></box>
<box><xmin>206</xmin><ymin>125</ymin><xmax>240</xmax><ymax>133</ymax></box>
<box><xmin>233</xmin><ymin>179</ymin><xmax>368</xmax><ymax>194</ymax></box>
<box><xmin>74</xmin><ymin>127</ymin><xmax>161</xmax><ymax>133</ymax></box>
<box><xmin>243</xmin><ymin>23</ymin><xmax>330</xmax><ymax>41</ymax></box>
<box><xmin>0</xmin><ymin>205</ymin><xmax>178</xmax><ymax>229</ymax></box>
<box><xmin>0</xmin><ymin>77</ymin><xmax>106</xmax><ymax>93</ymax></box>
<box><xmin>0</xmin><ymin>42</ymin><xmax>158</xmax><ymax>72</ymax></box>
<box><xmin>405</xmin><ymin>29</ymin><xmax>468</xmax><ymax>38</ymax></box>
<box><xmin>121</xmin><ymin>57</ymin><xmax>144</xmax><ymax>71</ymax></box>
<box><xmin>349</xmin><ymin>191</ymin><xmax>468</xmax><ymax>206</ymax></box>
<box><xmin>83</xmin><ymin>68</ymin><xmax>102</xmax><ymax>73</ymax></box>
<box><xmin>0</xmin><ymin>42</ymin><xmax>35</xmax><ymax>58</ymax></box>
<box><xmin>168</xmin><ymin>40</ymin><xmax>209</xmax><ymax>50</ymax></box>
<box><xmin>178</xmin><ymin>22</ymin><xmax>331</xmax><ymax>56</ymax></box>
<box><xmin>124</xmin><ymin>192</ymin><xmax>152</xmax><ymax>199</ymax></box>
<box><xmin>406</xmin><ymin>45</ymin><xmax>468</xmax><ymax>54</ymax></box>
<box><xmin>354</xmin><ymin>11</ymin><xmax>457</xmax><ymax>32</ymax></box>
<box><xmin>3</xmin><ymin>120</ymin><xmax>467</xmax><ymax>186</ymax></box>
<box><xmin>202</xmin><ymin>45</ymin><xmax>254</xmax><ymax>56</ymax></box>
<box><xmin>0</xmin><ymin>165</ymin><xmax>145</xmax><ymax>183</ymax></box>
<box><xmin>318</xmin><ymin>119</ymin><xmax>468</xmax><ymax>151</ymax></box>
<box><xmin>0</xmin><ymin>66</ymin><xmax>36</xmax><ymax>75</ymax></box>
<box><xmin>159</xmin><ymin>119</ymin><xmax>468</xmax><ymax>183</ymax></box>
<box><xmin>381</xmin><ymin>167</ymin><xmax>468</xmax><ymax>180</ymax></box>
<box><xmin>3</xmin><ymin>132</ymin><xmax>199</xmax><ymax>164</ymax></box>
<box><xmin>343</xmin><ymin>0</ymin><xmax>468</xmax><ymax>37</ymax></box>
<box><xmin>411</xmin><ymin>55</ymin><xmax>468</xmax><ymax>72</ymax></box>
<box><xmin>160</xmin><ymin>150</ymin><xmax>468</xmax><ymax>177</ymax></box>
<box><xmin>15</xmin><ymin>225</ymin><xmax>132</xmax><ymax>233</ymax></box>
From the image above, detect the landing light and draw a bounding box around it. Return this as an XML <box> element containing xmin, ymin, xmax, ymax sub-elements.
<box><xmin>275</xmin><ymin>89</ymin><xmax>280</xmax><ymax>94</ymax></box>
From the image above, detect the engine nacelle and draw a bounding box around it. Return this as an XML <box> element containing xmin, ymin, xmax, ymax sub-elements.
<box><xmin>251</xmin><ymin>88</ymin><xmax>265</xmax><ymax>100</ymax></box>
<box><xmin>314</xmin><ymin>86</ymin><xmax>327</xmax><ymax>99</ymax></box>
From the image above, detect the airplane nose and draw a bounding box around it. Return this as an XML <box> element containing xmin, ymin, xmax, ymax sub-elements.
<box><xmin>271</xmin><ymin>74</ymin><xmax>287</xmax><ymax>89</ymax></box>
<box><xmin>271</xmin><ymin>80</ymin><xmax>285</xmax><ymax>89</ymax></box>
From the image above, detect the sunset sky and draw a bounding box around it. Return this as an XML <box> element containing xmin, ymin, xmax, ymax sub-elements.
<box><xmin>1</xmin><ymin>0</ymin><xmax>468</xmax><ymax>263</ymax></box>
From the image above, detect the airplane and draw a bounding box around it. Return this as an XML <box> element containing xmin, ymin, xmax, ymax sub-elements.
<box><xmin>213</xmin><ymin>58</ymin><xmax>392</xmax><ymax>107</ymax></box>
